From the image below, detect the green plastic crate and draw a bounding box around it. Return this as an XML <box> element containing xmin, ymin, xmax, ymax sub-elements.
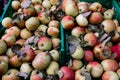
<box><xmin>0</xmin><ymin>0</ymin><xmax>66</xmax><ymax>66</ymax></box>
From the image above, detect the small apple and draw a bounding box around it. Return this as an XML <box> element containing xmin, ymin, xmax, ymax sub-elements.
<box><xmin>11</xmin><ymin>0</ymin><xmax>21</xmax><ymax>11</ymax></box>
<box><xmin>0</xmin><ymin>56</ymin><xmax>9</xmax><ymax>63</ymax></box>
<box><xmin>49</xmin><ymin>49</ymin><xmax>59</xmax><ymax>62</ymax></box>
<box><xmin>31</xmin><ymin>0</ymin><xmax>42</xmax><ymax>5</ymax></box>
<box><xmin>42</xmin><ymin>0</ymin><xmax>51</xmax><ymax>9</ymax></box>
<box><xmin>0</xmin><ymin>40</ymin><xmax>7</xmax><ymax>55</ymax></box>
<box><xmin>34</xmin><ymin>4</ymin><xmax>44</xmax><ymax>14</ymax></box>
<box><xmin>50</xmin><ymin>0</ymin><xmax>59</xmax><ymax>6</ymax></box>
<box><xmin>84</xmin><ymin>50</ymin><xmax>94</xmax><ymax>62</ymax></box>
<box><xmin>51</xmin><ymin>37</ymin><xmax>60</xmax><ymax>49</ymax></box>
<box><xmin>77</xmin><ymin>2</ymin><xmax>89</xmax><ymax>13</ymax></box>
<box><xmin>38</xmin><ymin>36</ymin><xmax>52</xmax><ymax>51</ymax></box>
<box><xmin>2</xmin><ymin>69</ymin><xmax>20</xmax><ymax>80</ymax></box>
<box><xmin>2</xmin><ymin>17</ymin><xmax>13</xmax><ymax>29</ymax></box>
<box><xmin>47</xmin><ymin>27</ymin><xmax>59</xmax><ymax>37</ymax></box>
<box><xmin>76</xmin><ymin>14</ymin><xmax>88</xmax><ymax>27</ymax></box>
<box><xmin>104</xmin><ymin>9</ymin><xmax>114</xmax><ymax>20</ymax></box>
<box><xmin>48</xmin><ymin>20</ymin><xmax>60</xmax><ymax>28</ymax></box>
<box><xmin>61</xmin><ymin>15</ymin><xmax>74</xmax><ymax>30</ymax></box>
<box><xmin>0</xmin><ymin>60</ymin><xmax>8</xmax><ymax>76</ymax></box>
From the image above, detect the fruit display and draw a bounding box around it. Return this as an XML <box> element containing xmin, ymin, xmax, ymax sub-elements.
<box><xmin>0</xmin><ymin>0</ymin><xmax>120</xmax><ymax>80</ymax></box>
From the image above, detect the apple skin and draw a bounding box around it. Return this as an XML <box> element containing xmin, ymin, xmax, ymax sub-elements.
<box><xmin>77</xmin><ymin>2</ymin><xmax>89</xmax><ymax>13</ymax></box>
<box><xmin>75</xmin><ymin>69</ymin><xmax>86</xmax><ymax>80</ymax></box>
<box><xmin>6</xmin><ymin>48</ymin><xmax>16</xmax><ymax>58</ymax></box>
<box><xmin>48</xmin><ymin>20</ymin><xmax>60</xmax><ymax>28</ymax></box>
<box><xmin>61</xmin><ymin>15</ymin><xmax>74</xmax><ymax>30</ymax></box>
<box><xmin>101</xmin><ymin>59</ymin><xmax>119</xmax><ymax>71</ymax></box>
<box><xmin>1</xmin><ymin>34</ymin><xmax>16</xmax><ymax>47</ymax></box>
<box><xmin>104</xmin><ymin>9</ymin><xmax>114</xmax><ymax>20</ymax></box>
<box><xmin>71</xmin><ymin>26</ymin><xmax>85</xmax><ymax>37</ymax></box>
<box><xmin>38</xmin><ymin>36</ymin><xmax>52</xmax><ymax>51</ymax></box>
<box><xmin>0</xmin><ymin>40</ymin><xmax>7</xmax><ymax>55</ymax></box>
<box><xmin>2</xmin><ymin>17</ymin><xmax>13</xmax><ymax>29</ymax></box>
<box><xmin>2</xmin><ymin>69</ymin><xmax>20</xmax><ymax>80</ymax></box>
<box><xmin>34</xmin><ymin>4</ymin><xmax>44</xmax><ymax>15</ymax></box>
<box><xmin>84</xmin><ymin>50</ymin><xmax>94</xmax><ymax>62</ymax></box>
<box><xmin>11</xmin><ymin>0</ymin><xmax>21</xmax><ymax>11</ymax></box>
<box><xmin>47</xmin><ymin>27</ymin><xmax>59</xmax><ymax>38</ymax></box>
<box><xmin>49</xmin><ymin>49</ymin><xmax>59</xmax><ymax>62</ymax></box>
<box><xmin>9</xmin><ymin>55</ymin><xmax>22</xmax><ymax>68</ymax></box>
<box><xmin>0</xmin><ymin>60</ymin><xmax>8</xmax><ymax>76</ymax></box>
<box><xmin>51</xmin><ymin>38</ymin><xmax>60</xmax><ymax>49</ymax></box>
<box><xmin>116</xmin><ymin>68</ymin><xmax>120</xmax><ymax>77</ymax></box>
<box><xmin>42</xmin><ymin>0</ymin><xmax>51</xmax><ymax>9</ymax></box>
<box><xmin>84</xmin><ymin>32</ymin><xmax>98</xmax><ymax>47</ymax></box>
<box><xmin>102</xmin><ymin>71</ymin><xmax>119</xmax><ymax>80</ymax></box>
<box><xmin>0</xmin><ymin>56</ymin><xmax>9</xmax><ymax>63</ymax></box>
<box><xmin>71</xmin><ymin>45</ymin><xmax>84</xmax><ymax>60</ymax></box>
<box><xmin>15</xmin><ymin>39</ymin><xmax>26</xmax><ymax>46</ymax></box>
<box><xmin>50</xmin><ymin>0</ymin><xmax>59</xmax><ymax>6</ymax></box>
<box><xmin>86</xmin><ymin>61</ymin><xmax>103</xmax><ymax>78</ymax></box>
<box><xmin>89</xmin><ymin>12</ymin><xmax>103</xmax><ymax>24</ymax></box>
<box><xmin>30</xmin><ymin>70</ymin><xmax>45</xmax><ymax>80</ymax></box>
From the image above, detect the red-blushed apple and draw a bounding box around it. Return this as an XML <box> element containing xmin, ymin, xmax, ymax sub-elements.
<box><xmin>31</xmin><ymin>0</ymin><xmax>42</xmax><ymax>5</ymax></box>
<box><xmin>0</xmin><ymin>60</ymin><xmax>8</xmax><ymax>76</ymax></box>
<box><xmin>76</xmin><ymin>14</ymin><xmax>88</xmax><ymax>27</ymax></box>
<box><xmin>93</xmin><ymin>43</ymin><xmax>112</xmax><ymax>60</ymax></box>
<box><xmin>38</xmin><ymin>36</ymin><xmax>52</xmax><ymax>51</ymax></box>
<box><xmin>1</xmin><ymin>34</ymin><xmax>16</xmax><ymax>47</ymax></box>
<box><xmin>47</xmin><ymin>27</ymin><xmax>59</xmax><ymax>37</ymax></box>
<box><xmin>6</xmin><ymin>26</ymin><xmax>21</xmax><ymax>37</ymax></box>
<box><xmin>6</xmin><ymin>48</ymin><xmax>16</xmax><ymax>58</ymax></box>
<box><xmin>77</xmin><ymin>2</ymin><xmax>89</xmax><ymax>13</ymax></box>
<box><xmin>101</xmin><ymin>20</ymin><xmax>116</xmax><ymax>33</ymax></box>
<box><xmin>2</xmin><ymin>17</ymin><xmax>13</xmax><ymax>29</ymax></box>
<box><xmin>46</xmin><ymin>61</ymin><xmax>59</xmax><ymax>75</ymax></box>
<box><xmin>65</xmin><ymin>3</ymin><xmax>79</xmax><ymax>17</ymax></box>
<box><xmin>68</xmin><ymin>59</ymin><xmax>83</xmax><ymax>71</ymax></box>
<box><xmin>49</xmin><ymin>49</ymin><xmax>59</xmax><ymax>62</ymax></box>
<box><xmin>0</xmin><ymin>40</ymin><xmax>7</xmax><ymax>55</ymax></box>
<box><xmin>84</xmin><ymin>50</ymin><xmax>94</xmax><ymax>62</ymax></box>
<box><xmin>116</xmin><ymin>68</ymin><xmax>120</xmax><ymax>78</ymax></box>
<box><xmin>61</xmin><ymin>15</ymin><xmax>74</xmax><ymax>30</ymax></box>
<box><xmin>20</xmin><ymin>28</ymin><xmax>33</xmax><ymax>40</ymax></box>
<box><xmin>42</xmin><ymin>0</ymin><xmax>51</xmax><ymax>9</ymax></box>
<box><xmin>2</xmin><ymin>69</ymin><xmax>20</xmax><ymax>80</ymax></box>
<box><xmin>32</xmin><ymin>52</ymin><xmax>52</xmax><ymax>71</ymax></box>
<box><xmin>38</xmin><ymin>12</ymin><xmax>50</xmax><ymax>24</ymax></box>
<box><xmin>25</xmin><ymin>17</ymin><xmax>40</xmax><ymax>31</ymax></box>
<box><xmin>101</xmin><ymin>59</ymin><xmax>119</xmax><ymax>71</ymax></box>
<box><xmin>102</xmin><ymin>71</ymin><xmax>119</xmax><ymax>80</ymax></box>
<box><xmin>89</xmin><ymin>2</ymin><xmax>103</xmax><ymax>12</ymax></box>
<box><xmin>84</xmin><ymin>32</ymin><xmax>98</xmax><ymax>47</ymax></box>
<box><xmin>9</xmin><ymin>55</ymin><xmax>22</xmax><ymax>68</ymax></box>
<box><xmin>51</xmin><ymin>37</ymin><xmax>60</xmax><ymax>49</ymax></box>
<box><xmin>34</xmin><ymin>4</ymin><xmax>44</xmax><ymax>15</ymax></box>
<box><xmin>71</xmin><ymin>45</ymin><xmax>84</xmax><ymax>60</ymax></box>
<box><xmin>58</xmin><ymin>66</ymin><xmax>74</xmax><ymax>80</ymax></box>
<box><xmin>30</xmin><ymin>70</ymin><xmax>45</xmax><ymax>80</ymax></box>
<box><xmin>86</xmin><ymin>61</ymin><xmax>103</xmax><ymax>78</ymax></box>
<box><xmin>11</xmin><ymin>0</ymin><xmax>21</xmax><ymax>11</ymax></box>
<box><xmin>89</xmin><ymin>12</ymin><xmax>103</xmax><ymax>24</ymax></box>
<box><xmin>50</xmin><ymin>0</ymin><xmax>59</xmax><ymax>6</ymax></box>
<box><xmin>15</xmin><ymin>39</ymin><xmax>26</xmax><ymax>46</ymax></box>
<box><xmin>71</xmin><ymin>26</ymin><xmax>85</xmax><ymax>37</ymax></box>
<box><xmin>48</xmin><ymin>20</ymin><xmax>60</xmax><ymax>28</ymax></box>
<box><xmin>104</xmin><ymin>9</ymin><xmax>114</xmax><ymax>20</ymax></box>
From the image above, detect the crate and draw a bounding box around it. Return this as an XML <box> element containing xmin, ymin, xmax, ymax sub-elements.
<box><xmin>0</xmin><ymin>0</ymin><xmax>66</xmax><ymax>66</ymax></box>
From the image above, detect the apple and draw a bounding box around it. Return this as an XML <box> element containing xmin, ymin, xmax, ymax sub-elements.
<box><xmin>101</xmin><ymin>59</ymin><xmax>119</xmax><ymax>71</ymax></box>
<box><xmin>6</xmin><ymin>26</ymin><xmax>21</xmax><ymax>37</ymax></box>
<box><xmin>6</xmin><ymin>48</ymin><xmax>16</xmax><ymax>58</ymax></box>
<box><xmin>42</xmin><ymin>0</ymin><xmax>51</xmax><ymax>9</ymax></box>
<box><xmin>9</xmin><ymin>55</ymin><xmax>22</xmax><ymax>68</ymax></box>
<box><xmin>15</xmin><ymin>39</ymin><xmax>26</xmax><ymax>46</ymax></box>
<box><xmin>48</xmin><ymin>20</ymin><xmax>60</xmax><ymax>28</ymax></box>
<box><xmin>61</xmin><ymin>15</ymin><xmax>74</xmax><ymax>30</ymax></box>
<box><xmin>71</xmin><ymin>45</ymin><xmax>84</xmax><ymax>60</ymax></box>
<box><xmin>0</xmin><ymin>40</ymin><xmax>7</xmax><ymax>55</ymax></box>
<box><xmin>76</xmin><ymin>14</ymin><xmax>88</xmax><ymax>27</ymax></box>
<box><xmin>102</xmin><ymin>71</ymin><xmax>119</xmax><ymax>80</ymax></box>
<box><xmin>116</xmin><ymin>68</ymin><xmax>120</xmax><ymax>77</ymax></box>
<box><xmin>0</xmin><ymin>56</ymin><xmax>9</xmax><ymax>63</ymax></box>
<box><xmin>34</xmin><ymin>4</ymin><xmax>44</xmax><ymax>14</ymax></box>
<box><xmin>68</xmin><ymin>59</ymin><xmax>83</xmax><ymax>71</ymax></box>
<box><xmin>20</xmin><ymin>28</ymin><xmax>32</xmax><ymax>40</ymax></box>
<box><xmin>47</xmin><ymin>27</ymin><xmax>59</xmax><ymax>37</ymax></box>
<box><xmin>104</xmin><ymin>9</ymin><xmax>114</xmax><ymax>20</ymax></box>
<box><xmin>101</xmin><ymin>20</ymin><xmax>116</xmax><ymax>33</ymax></box>
<box><xmin>51</xmin><ymin>38</ymin><xmax>60</xmax><ymax>49</ymax></box>
<box><xmin>2</xmin><ymin>17</ymin><xmax>13</xmax><ymax>29</ymax></box>
<box><xmin>49</xmin><ymin>49</ymin><xmax>59</xmax><ymax>62</ymax></box>
<box><xmin>50</xmin><ymin>0</ymin><xmax>59</xmax><ymax>6</ymax></box>
<box><xmin>38</xmin><ymin>12</ymin><xmax>50</xmax><ymax>24</ymax></box>
<box><xmin>46</xmin><ymin>61</ymin><xmax>59</xmax><ymax>75</ymax></box>
<box><xmin>89</xmin><ymin>12</ymin><xmax>103</xmax><ymax>24</ymax></box>
<box><xmin>113</xmin><ymin>19</ymin><xmax>119</xmax><ymax>27</ymax></box>
<box><xmin>32</xmin><ymin>52</ymin><xmax>52</xmax><ymax>71</ymax></box>
<box><xmin>111</xmin><ymin>31</ymin><xmax>120</xmax><ymax>42</ymax></box>
<box><xmin>84</xmin><ymin>32</ymin><xmax>98</xmax><ymax>46</ymax></box>
<box><xmin>0</xmin><ymin>60</ymin><xmax>8</xmax><ymax>76</ymax></box>
<box><xmin>25</xmin><ymin>17</ymin><xmax>40</xmax><ymax>31</ymax></box>
<box><xmin>1</xmin><ymin>34</ymin><xmax>16</xmax><ymax>47</ymax></box>
<box><xmin>71</xmin><ymin>26</ymin><xmax>85</xmax><ymax>37</ymax></box>
<box><xmin>31</xmin><ymin>0</ymin><xmax>42</xmax><ymax>5</ymax></box>
<box><xmin>2</xmin><ymin>69</ymin><xmax>20</xmax><ymax>80</ymax></box>
<box><xmin>11</xmin><ymin>0</ymin><xmax>21</xmax><ymax>11</ymax></box>
<box><xmin>89</xmin><ymin>2</ymin><xmax>103</xmax><ymax>12</ymax></box>
<box><xmin>84</xmin><ymin>50</ymin><xmax>94</xmax><ymax>62</ymax></box>
<box><xmin>86</xmin><ymin>61</ymin><xmax>103</xmax><ymax>78</ymax></box>
<box><xmin>77</xmin><ymin>2</ymin><xmax>89</xmax><ymax>13</ymax></box>
<box><xmin>38</xmin><ymin>36</ymin><xmax>52</xmax><ymax>51</ymax></box>
<box><xmin>75</xmin><ymin>69</ymin><xmax>86</xmax><ymax>80</ymax></box>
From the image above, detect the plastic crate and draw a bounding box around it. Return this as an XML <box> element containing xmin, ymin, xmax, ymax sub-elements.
<box><xmin>0</xmin><ymin>0</ymin><xmax>66</xmax><ymax>66</ymax></box>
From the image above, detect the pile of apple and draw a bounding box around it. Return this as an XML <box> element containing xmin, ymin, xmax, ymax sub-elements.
<box><xmin>61</xmin><ymin>0</ymin><xmax>120</xmax><ymax>80</ymax></box>
<box><xmin>0</xmin><ymin>0</ymin><xmax>68</xmax><ymax>80</ymax></box>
